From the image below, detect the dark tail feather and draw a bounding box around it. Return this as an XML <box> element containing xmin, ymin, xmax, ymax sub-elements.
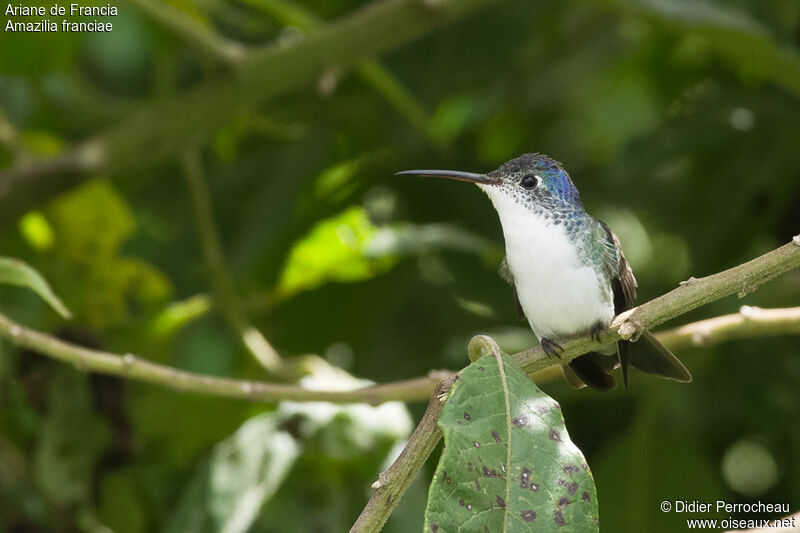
<box><xmin>627</xmin><ymin>331</ymin><xmax>692</xmax><ymax>382</ymax></box>
<box><xmin>568</xmin><ymin>352</ymin><xmax>616</xmax><ymax>392</ymax></box>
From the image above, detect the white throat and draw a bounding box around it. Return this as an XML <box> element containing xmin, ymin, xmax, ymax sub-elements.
<box><xmin>480</xmin><ymin>186</ymin><xmax>614</xmax><ymax>339</ymax></box>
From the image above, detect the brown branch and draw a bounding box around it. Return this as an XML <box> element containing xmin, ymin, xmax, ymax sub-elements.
<box><xmin>0</xmin><ymin>308</ymin><xmax>451</xmax><ymax>404</ymax></box>
<box><xmin>350</xmin><ymin>376</ymin><xmax>454</xmax><ymax>533</ymax></box>
<box><xmin>513</xmin><ymin>235</ymin><xmax>800</xmax><ymax>375</ymax></box>
<box><xmin>0</xmin><ymin>0</ymin><xmax>498</xmax><ymax>226</ymax></box>
<box><xmin>656</xmin><ymin>305</ymin><xmax>800</xmax><ymax>352</ymax></box>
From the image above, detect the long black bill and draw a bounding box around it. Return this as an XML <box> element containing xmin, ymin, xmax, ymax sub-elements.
<box><xmin>395</xmin><ymin>169</ymin><xmax>501</xmax><ymax>185</ymax></box>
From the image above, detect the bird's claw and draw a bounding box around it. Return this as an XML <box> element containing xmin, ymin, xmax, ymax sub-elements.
<box><xmin>590</xmin><ymin>322</ymin><xmax>609</xmax><ymax>343</ymax></box>
<box><xmin>540</xmin><ymin>337</ymin><xmax>564</xmax><ymax>359</ymax></box>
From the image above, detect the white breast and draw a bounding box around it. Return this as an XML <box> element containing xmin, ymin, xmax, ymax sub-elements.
<box><xmin>486</xmin><ymin>191</ymin><xmax>614</xmax><ymax>340</ymax></box>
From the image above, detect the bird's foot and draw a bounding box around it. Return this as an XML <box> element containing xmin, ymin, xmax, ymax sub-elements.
<box><xmin>540</xmin><ymin>337</ymin><xmax>564</xmax><ymax>359</ymax></box>
<box><xmin>590</xmin><ymin>322</ymin><xmax>609</xmax><ymax>343</ymax></box>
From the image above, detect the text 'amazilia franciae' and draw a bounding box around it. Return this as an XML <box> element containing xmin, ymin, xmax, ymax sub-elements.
<box><xmin>399</xmin><ymin>153</ymin><xmax>691</xmax><ymax>391</ymax></box>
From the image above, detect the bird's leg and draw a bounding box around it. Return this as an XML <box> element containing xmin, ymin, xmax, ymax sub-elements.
<box><xmin>540</xmin><ymin>337</ymin><xmax>564</xmax><ymax>359</ymax></box>
<box><xmin>590</xmin><ymin>321</ymin><xmax>609</xmax><ymax>343</ymax></box>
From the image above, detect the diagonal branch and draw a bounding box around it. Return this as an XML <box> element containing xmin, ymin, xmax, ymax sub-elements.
<box><xmin>656</xmin><ymin>305</ymin><xmax>800</xmax><ymax>352</ymax></box>
<box><xmin>0</xmin><ymin>236</ymin><xmax>798</xmax><ymax>406</ymax></box>
<box><xmin>0</xmin><ymin>0</ymin><xmax>498</xmax><ymax>226</ymax></box>
<box><xmin>348</xmin><ymin>235</ymin><xmax>800</xmax><ymax>530</ymax></box>
<box><xmin>181</xmin><ymin>147</ymin><xmax>284</xmax><ymax>375</ymax></box>
<box><xmin>126</xmin><ymin>0</ymin><xmax>246</xmax><ymax>65</ymax></box>
<box><xmin>513</xmin><ymin>235</ymin><xmax>800</xmax><ymax>375</ymax></box>
<box><xmin>350</xmin><ymin>376</ymin><xmax>454</xmax><ymax>533</ymax></box>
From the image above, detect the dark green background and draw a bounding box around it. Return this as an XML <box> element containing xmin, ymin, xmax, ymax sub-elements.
<box><xmin>1</xmin><ymin>0</ymin><xmax>799</xmax><ymax>531</ymax></box>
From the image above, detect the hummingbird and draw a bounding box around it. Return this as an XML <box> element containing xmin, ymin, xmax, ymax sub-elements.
<box><xmin>398</xmin><ymin>153</ymin><xmax>691</xmax><ymax>391</ymax></box>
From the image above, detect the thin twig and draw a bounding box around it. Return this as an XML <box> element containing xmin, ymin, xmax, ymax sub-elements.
<box><xmin>181</xmin><ymin>147</ymin><xmax>285</xmax><ymax>375</ymax></box>
<box><xmin>126</xmin><ymin>0</ymin><xmax>246</xmax><ymax>65</ymax></box>
<box><xmin>656</xmin><ymin>305</ymin><xmax>800</xmax><ymax>352</ymax></box>
<box><xmin>513</xmin><ymin>235</ymin><xmax>800</xmax><ymax>375</ymax></box>
<box><xmin>0</xmin><ymin>309</ymin><xmax>448</xmax><ymax>404</ymax></box>
<box><xmin>347</xmin><ymin>236</ymin><xmax>800</xmax><ymax>531</ymax></box>
<box><xmin>1</xmin><ymin>239</ymin><xmax>799</xmax><ymax>405</ymax></box>
<box><xmin>0</xmin><ymin>0</ymin><xmax>498</xmax><ymax>225</ymax></box>
<box><xmin>350</xmin><ymin>376</ymin><xmax>454</xmax><ymax>533</ymax></box>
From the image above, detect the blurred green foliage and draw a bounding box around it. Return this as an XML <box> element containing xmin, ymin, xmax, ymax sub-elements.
<box><xmin>1</xmin><ymin>0</ymin><xmax>800</xmax><ymax>531</ymax></box>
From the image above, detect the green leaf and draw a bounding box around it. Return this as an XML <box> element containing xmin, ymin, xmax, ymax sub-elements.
<box><xmin>34</xmin><ymin>369</ymin><xmax>110</xmax><ymax>507</ymax></box>
<box><xmin>277</xmin><ymin>206</ymin><xmax>398</xmax><ymax>297</ymax></box>
<box><xmin>425</xmin><ymin>350</ymin><xmax>599</xmax><ymax>532</ymax></box>
<box><xmin>0</xmin><ymin>257</ymin><xmax>71</xmax><ymax>318</ymax></box>
<box><xmin>619</xmin><ymin>0</ymin><xmax>800</xmax><ymax>97</ymax></box>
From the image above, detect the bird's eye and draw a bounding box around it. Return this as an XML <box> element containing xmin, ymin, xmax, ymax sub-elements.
<box><xmin>520</xmin><ymin>174</ymin><xmax>538</xmax><ymax>189</ymax></box>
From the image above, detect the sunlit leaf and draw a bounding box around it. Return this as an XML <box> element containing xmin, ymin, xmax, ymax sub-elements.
<box><xmin>208</xmin><ymin>414</ymin><xmax>302</xmax><ymax>533</ymax></box>
<box><xmin>426</xmin><ymin>350</ymin><xmax>599</xmax><ymax>532</ymax></box>
<box><xmin>47</xmin><ymin>180</ymin><xmax>171</xmax><ymax>327</ymax></box>
<box><xmin>277</xmin><ymin>206</ymin><xmax>397</xmax><ymax>297</ymax></box>
<box><xmin>18</xmin><ymin>211</ymin><xmax>55</xmax><ymax>251</ymax></box>
<box><xmin>0</xmin><ymin>257</ymin><xmax>71</xmax><ymax>318</ymax></box>
<box><xmin>147</xmin><ymin>294</ymin><xmax>212</xmax><ymax>340</ymax></box>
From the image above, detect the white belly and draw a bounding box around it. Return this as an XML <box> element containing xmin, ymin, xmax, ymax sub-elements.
<box><xmin>491</xmin><ymin>197</ymin><xmax>614</xmax><ymax>340</ymax></box>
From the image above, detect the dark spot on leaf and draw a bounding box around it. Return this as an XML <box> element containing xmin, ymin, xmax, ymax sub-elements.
<box><xmin>431</xmin><ymin>525</ymin><xmax>438</xmax><ymax>532</ymax></box>
<box><xmin>512</xmin><ymin>416</ymin><xmax>528</xmax><ymax>427</ymax></box>
<box><xmin>521</xmin><ymin>510</ymin><xmax>537</xmax><ymax>522</ymax></box>
<box><xmin>484</xmin><ymin>527</ymin><xmax>488</xmax><ymax>533</ymax></box>
<box><xmin>459</xmin><ymin>499</ymin><xmax>465</xmax><ymax>506</ymax></box>
<box><xmin>531</xmin><ymin>482</ymin><xmax>539</xmax><ymax>492</ymax></box>
<box><xmin>491</xmin><ymin>431</ymin><xmax>501</xmax><ymax>444</ymax></box>
<box><xmin>482</xmin><ymin>465</ymin><xmax>498</xmax><ymax>478</ymax></box>
<box><xmin>582</xmin><ymin>463</ymin><xmax>589</xmax><ymax>470</ymax></box>
<box><xmin>464</xmin><ymin>412</ymin><xmax>471</xmax><ymax>421</ymax></box>
<box><xmin>551</xmin><ymin>401</ymin><xmax>561</xmax><ymax>411</ymax></box>
<box><xmin>473</xmin><ymin>441</ymin><xmax>480</xmax><ymax>448</ymax></box>
<box><xmin>582</xmin><ymin>491</ymin><xmax>591</xmax><ymax>502</ymax></box>
<box><xmin>386</xmin><ymin>494</ymin><xmax>392</xmax><ymax>504</ymax></box>
<box><xmin>496</xmin><ymin>495</ymin><xmax>505</xmax><ymax>508</ymax></box>
<box><xmin>475</xmin><ymin>479</ymin><xmax>480</xmax><ymax>491</ymax></box>
<box><xmin>478</xmin><ymin>366</ymin><xmax>485</xmax><ymax>371</ymax></box>
<box><xmin>558</xmin><ymin>497</ymin><xmax>570</xmax><ymax>508</ymax></box>
<box><xmin>549</xmin><ymin>429</ymin><xmax>562</xmax><ymax>442</ymax></box>
<box><xmin>467</xmin><ymin>462</ymin><xmax>473</xmax><ymax>471</ymax></box>
<box><xmin>520</xmin><ymin>468</ymin><xmax>530</xmax><ymax>489</ymax></box>
<box><xmin>554</xmin><ymin>510</ymin><xmax>565</xmax><ymax>526</ymax></box>
<box><xmin>567</xmin><ymin>482</ymin><xmax>578</xmax><ymax>495</ymax></box>
<box><xmin>440</xmin><ymin>471</ymin><xmax>448</xmax><ymax>484</ymax></box>
<box><xmin>595</xmin><ymin>517</ymin><xmax>600</xmax><ymax>526</ymax></box>
<box><xmin>563</xmin><ymin>464</ymin><xmax>579</xmax><ymax>474</ymax></box>
<box><xmin>536</xmin><ymin>405</ymin><xmax>549</xmax><ymax>415</ymax></box>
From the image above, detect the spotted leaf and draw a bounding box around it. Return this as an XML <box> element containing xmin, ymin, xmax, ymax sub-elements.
<box><xmin>425</xmin><ymin>349</ymin><xmax>599</xmax><ymax>532</ymax></box>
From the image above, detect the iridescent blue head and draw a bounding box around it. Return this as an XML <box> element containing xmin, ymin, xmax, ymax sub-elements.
<box><xmin>396</xmin><ymin>153</ymin><xmax>584</xmax><ymax>214</ymax></box>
